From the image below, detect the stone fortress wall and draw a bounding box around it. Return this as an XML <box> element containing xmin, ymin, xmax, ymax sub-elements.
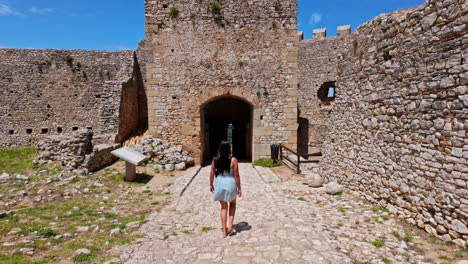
<box><xmin>144</xmin><ymin>0</ymin><xmax>299</xmax><ymax>163</ymax></box>
<box><xmin>318</xmin><ymin>0</ymin><xmax>468</xmax><ymax>243</ymax></box>
<box><xmin>0</xmin><ymin>0</ymin><xmax>466</xmax><ymax>242</ymax></box>
<box><xmin>298</xmin><ymin>26</ymin><xmax>352</xmax><ymax>155</ymax></box>
<box><xmin>0</xmin><ymin>49</ymin><xmax>147</xmax><ymax>147</ymax></box>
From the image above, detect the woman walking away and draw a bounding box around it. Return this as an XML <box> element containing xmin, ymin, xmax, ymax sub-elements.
<box><xmin>210</xmin><ymin>140</ymin><xmax>242</xmax><ymax>238</ymax></box>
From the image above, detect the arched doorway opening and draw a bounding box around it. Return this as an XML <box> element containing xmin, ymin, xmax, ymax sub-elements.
<box><xmin>200</xmin><ymin>96</ymin><xmax>253</xmax><ymax>165</ymax></box>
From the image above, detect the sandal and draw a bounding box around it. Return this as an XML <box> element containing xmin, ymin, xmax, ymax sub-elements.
<box><xmin>227</xmin><ymin>229</ymin><xmax>235</xmax><ymax>236</ymax></box>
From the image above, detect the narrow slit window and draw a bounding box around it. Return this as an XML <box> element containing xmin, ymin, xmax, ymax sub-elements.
<box><xmin>57</xmin><ymin>127</ymin><xmax>63</xmax><ymax>133</ymax></box>
<box><xmin>26</xmin><ymin>129</ymin><xmax>33</xmax><ymax>134</ymax></box>
<box><xmin>41</xmin><ymin>128</ymin><xmax>49</xmax><ymax>134</ymax></box>
<box><xmin>8</xmin><ymin>130</ymin><xmax>14</xmax><ymax>135</ymax></box>
<box><xmin>72</xmin><ymin>127</ymin><xmax>79</xmax><ymax>131</ymax></box>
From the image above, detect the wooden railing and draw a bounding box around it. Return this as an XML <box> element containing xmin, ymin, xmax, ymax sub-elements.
<box><xmin>279</xmin><ymin>144</ymin><xmax>321</xmax><ymax>174</ymax></box>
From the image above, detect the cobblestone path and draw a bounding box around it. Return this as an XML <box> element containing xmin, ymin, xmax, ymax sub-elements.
<box><xmin>115</xmin><ymin>163</ymin><xmax>350</xmax><ymax>263</ymax></box>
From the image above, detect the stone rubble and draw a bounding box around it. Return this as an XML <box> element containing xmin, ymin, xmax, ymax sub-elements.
<box><xmin>34</xmin><ymin>130</ymin><xmax>119</xmax><ymax>172</ymax></box>
<box><xmin>131</xmin><ymin>136</ymin><xmax>194</xmax><ymax>167</ymax></box>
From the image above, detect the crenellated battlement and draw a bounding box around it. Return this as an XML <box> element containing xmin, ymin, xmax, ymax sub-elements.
<box><xmin>310</xmin><ymin>25</ymin><xmax>351</xmax><ymax>39</ymax></box>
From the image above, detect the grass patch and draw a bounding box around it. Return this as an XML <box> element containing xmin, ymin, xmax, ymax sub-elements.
<box><xmin>403</xmin><ymin>233</ymin><xmax>413</xmax><ymax>242</ymax></box>
<box><xmin>338</xmin><ymin>207</ymin><xmax>345</xmax><ymax>213</ymax></box>
<box><xmin>253</xmin><ymin>158</ymin><xmax>282</xmax><ymax>168</ymax></box>
<box><xmin>297</xmin><ymin>197</ymin><xmax>307</xmax><ymax>201</ymax></box>
<box><xmin>381</xmin><ymin>257</ymin><xmax>391</xmax><ymax>263</ymax></box>
<box><xmin>0</xmin><ymin>146</ymin><xmax>36</xmax><ymax>174</ymax></box>
<box><xmin>371</xmin><ymin>240</ymin><xmax>384</xmax><ymax>248</ymax></box>
<box><xmin>182</xmin><ymin>230</ymin><xmax>191</xmax><ymax>234</ymax></box>
<box><xmin>201</xmin><ymin>226</ymin><xmax>216</xmax><ymax>232</ymax></box>
<box><xmin>73</xmin><ymin>253</ymin><xmax>94</xmax><ymax>262</ymax></box>
<box><xmin>142</xmin><ymin>190</ymin><xmax>151</xmax><ymax>194</ymax></box>
<box><xmin>372</xmin><ymin>206</ymin><xmax>389</xmax><ymax>213</ymax></box>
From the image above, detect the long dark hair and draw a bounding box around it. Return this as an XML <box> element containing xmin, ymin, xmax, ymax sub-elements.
<box><xmin>214</xmin><ymin>140</ymin><xmax>231</xmax><ymax>176</ymax></box>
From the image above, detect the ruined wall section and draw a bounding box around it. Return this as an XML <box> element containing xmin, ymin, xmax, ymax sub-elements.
<box><xmin>320</xmin><ymin>0</ymin><xmax>468</xmax><ymax>242</ymax></box>
<box><xmin>145</xmin><ymin>0</ymin><xmax>299</xmax><ymax>162</ymax></box>
<box><xmin>0</xmin><ymin>49</ymin><xmax>144</xmax><ymax>147</ymax></box>
<box><xmin>298</xmin><ymin>27</ymin><xmax>351</xmax><ymax>155</ymax></box>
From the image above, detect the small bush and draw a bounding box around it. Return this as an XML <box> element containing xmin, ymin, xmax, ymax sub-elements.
<box><xmin>381</xmin><ymin>257</ymin><xmax>391</xmax><ymax>263</ymax></box>
<box><xmin>253</xmin><ymin>158</ymin><xmax>281</xmax><ymax>168</ymax></box>
<box><xmin>169</xmin><ymin>7</ymin><xmax>179</xmax><ymax>18</ymax></box>
<box><xmin>142</xmin><ymin>190</ymin><xmax>151</xmax><ymax>194</ymax></box>
<box><xmin>210</xmin><ymin>2</ymin><xmax>221</xmax><ymax>15</ymax></box>
<box><xmin>371</xmin><ymin>240</ymin><xmax>384</xmax><ymax>248</ymax></box>
<box><xmin>65</xmin><ymin>55</ymin><xmax>74</xmax><ymax>67</ymax></box>
<box><xmin>297</xmin><ymin>197</ymin><xmax>307</xmax><ymax>201</ymax></box>
<box><xmin>338</xmin><ymin>207</ymin><xmax>345</xmax><ymax>213</ymax></box>
<box><xmin>37</xmin><ymin>228</ymin><xmax>58</xmax><ymax>238</ymax></box>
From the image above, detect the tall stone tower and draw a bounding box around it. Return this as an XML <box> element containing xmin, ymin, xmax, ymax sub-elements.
<box><xmin>144</xmin><ymin>0</ymin><xmax>299</xmax><ymax>164</ymax></box>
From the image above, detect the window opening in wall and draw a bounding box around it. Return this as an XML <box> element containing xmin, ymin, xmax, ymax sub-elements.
<box><xmin>72</xmin><ymin>127</ymin><xmax>79</xmax><ymax>131</ymax></box>
<box><xmin>57</xmin><ymin>127</ymin><xmax>63</xmax><ymax>133</ymax></box>
<box><xmin>47</xmin><ymin>104</ymin><xmax>51</xmax><ymax>108</ymax></box>
<box><xmin>172</xmin><ymin>95</ymin><xmax>177</xmax><ymax>99</ymax></box>
<box><xmin>9</xmin><ymin>130</ymin><xmax>14</xmax><ymax>135</ymax></box>
<box><xmin>86</xmin><ymin>127</ymin><xmax>92</xmax><ymax>130</ymax></box>
<box><xmin>8</xmin><ymin>114</ymin><xmax>11</xmax><ymax>117</ymax></box>
<box><xmin>81</xmin><ymin>105</ymin><xmax>85</xmax><ymax>108</ymax></box>
<box><xmin>41</xmin><ymin>128</ymin><xmax>49</xmax><ymax>134</ymax></box>
<box><xmin>26</xmin><ymin>129</ymin><xmax>33</xmax><ymax>134</ymax></box>
<box><xmin>260</xmin><ymin>115</ymin><xmax>264</xmax><ymax>120</ymax></box>
<box><xmin>317</xmin><ymin>81</ymin><xmax>336</xmax><ymax>105</ymax></box>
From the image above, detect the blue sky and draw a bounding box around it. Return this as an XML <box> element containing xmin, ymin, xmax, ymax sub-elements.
<box><xmin>0</xmin><ymin>0</ymin><xmax>426</xmax><ymax>50</ymax></box>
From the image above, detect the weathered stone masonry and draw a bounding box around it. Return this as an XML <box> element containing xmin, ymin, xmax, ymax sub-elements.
<box><xmin>144</xmin><ymin>0</ymin><xmax>299</xmax><ymax>163</ymax></box>
<box><xmin>0</xmin><ymin>49</ymin><xmax>147</xmax><ymax>147</ymax></box>
<box><xmin>298</xmin><ymin>26</ymin><xmax>351</xmax><ymax>156</ymax></box>
<box><xmin>318</xmin><ymin>0</ymin><xmax>468</xmax><ymax>242</ymax></box>
<box><xmin>0</xmin><ymin>0</ymin><xmax>466</xmax><ymax>242</ymax></box>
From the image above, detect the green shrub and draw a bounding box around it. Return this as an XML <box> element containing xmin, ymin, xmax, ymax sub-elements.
<box><xmin>371</xmin><ymin>240</ymin><xmax>384</xmax><ymax>248</ymax></box>
<box><xmin>210</xmin><ymin>2</ymin><xmax>221</xmax><ymax>15</ymax></box>
<box><xmin>37</xmin><ymin>228</ymin><xmax>58</xmax><ymax>238</ymax></box>
<box><xmin>169</xmin><ymin>7</ymin><xmax>179</xmax><ymax>18</ymax></box>
<box><xmin>253</xmin><ymin>158</ymin><xmax>282</xmax><ymax>168</ymax></box>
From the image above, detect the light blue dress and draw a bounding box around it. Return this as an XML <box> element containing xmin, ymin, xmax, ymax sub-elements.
<box><xmin>213</xmin><ymin>166</ymin><xmax>238</xmax><ymax>202</ymax></box>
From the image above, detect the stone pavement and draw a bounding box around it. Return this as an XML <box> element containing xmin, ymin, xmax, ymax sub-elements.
<box><xmin>114</xmin><ymin>163</ymin><xmax>351</xmax><ymax>263</ymax></box>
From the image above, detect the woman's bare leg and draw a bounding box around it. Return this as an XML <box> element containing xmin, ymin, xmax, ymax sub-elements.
<box><xmin>220</xmin><ymin>201</ymin><xmax>228</xmax><ymax>237</ymax></box>
<box><xmin>228</xmin><ymin>199</ymin><xmax>237</xmax><ymax>231</ymax></box>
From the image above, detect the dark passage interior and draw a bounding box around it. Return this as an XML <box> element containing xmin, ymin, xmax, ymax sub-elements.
<box><xmin>201</xmin><ymin>97</ymin><xmax>252</xmax><ymax>164</ymax></box>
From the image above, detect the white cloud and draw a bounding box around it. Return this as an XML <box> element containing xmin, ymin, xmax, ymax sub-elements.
<box><xmin>0</xmin><ymin>3</ymin><xmax>24</xmax><ymax>16</ymax></box>
<box><xmin>308</xmin><ymin>12</ymin><xmax>322</xmax><ymax>25</ymax></box>
<box><xmin>29</xmin><ymin>7</ymin><xmax>56</xmax><ymax>15</ymax></box>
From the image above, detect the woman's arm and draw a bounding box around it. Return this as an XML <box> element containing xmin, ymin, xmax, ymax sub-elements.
<box><xmin>232</xmin><ymin>158</ymin><xmax>242</xmax><ymax>197</ymax></box>
<box><xmin>210</xmin><ymin>159</ymin><xmax>215</xmax><ymax>193</ymax></box>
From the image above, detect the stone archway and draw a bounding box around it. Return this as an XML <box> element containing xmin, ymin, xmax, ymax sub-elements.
<box><xmin>200</xmin><ymin>96</ymin><xmax>253</xmax><ymax>165</ymax></box>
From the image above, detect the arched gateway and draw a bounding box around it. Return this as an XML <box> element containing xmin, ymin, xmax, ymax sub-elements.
<box><xmin>200</xmin><ymin>96</ymin><xmax>253</xmax><ymax>164</ymax></box>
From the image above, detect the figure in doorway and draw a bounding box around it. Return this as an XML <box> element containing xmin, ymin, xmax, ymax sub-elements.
<box><xmin>210</xmin><ymin>140</ymin><xmax>242</xmax><ymax>238</ymax></box>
